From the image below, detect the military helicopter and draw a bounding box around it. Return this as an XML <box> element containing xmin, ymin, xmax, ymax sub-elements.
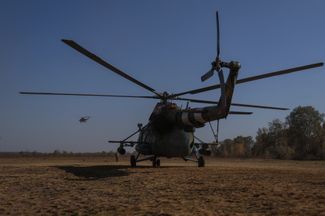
<box><xmin>20</xmin><ymin>12</ymin><xmax>323</xmax><ymax>167</ymax></box>
<box><xmin>79</xmin><ymin>116</ymin><xmax>90</xmax><ymax>123</ymax></box>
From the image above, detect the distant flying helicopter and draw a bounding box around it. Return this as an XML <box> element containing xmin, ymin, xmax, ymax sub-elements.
<box><xmin>20</xmin><ymin>12</ymin><xmax>323</xmax><ymax>167</ymax></box>
<box><xmin>79</xmin><ymin>116</ymin><xmax>90</xmax><ymax>123</ymax></box>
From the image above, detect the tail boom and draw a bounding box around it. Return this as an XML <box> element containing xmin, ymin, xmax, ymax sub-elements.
<box><xmin>176</xmin><ymin>61</ymin><xmax>240</xmax><ymax>128</ymax></box>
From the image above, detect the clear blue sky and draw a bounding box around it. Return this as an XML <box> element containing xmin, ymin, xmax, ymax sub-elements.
<box><xmin>1</xmin><ymin>0</ymin><xmax>324</xmax><ymax>152</ymax></box>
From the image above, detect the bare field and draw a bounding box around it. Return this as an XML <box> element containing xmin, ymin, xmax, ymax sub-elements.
<box><xmin>0</xmin><ymin>156</ymin><xmax>324</xmax><ymax>215</ymax></box>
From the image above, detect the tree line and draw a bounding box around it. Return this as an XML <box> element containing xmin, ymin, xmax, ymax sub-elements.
<box><xmin>217</xmin><ymin>106</ymin><xmax>325</xmax><ymax>160</ymax></box>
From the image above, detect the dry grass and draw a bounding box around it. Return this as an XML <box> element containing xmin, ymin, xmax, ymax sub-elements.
<box><xmin>0</xmin><ymin>156</ymin><xmax>324</xmax><ymax>215</ymax></box>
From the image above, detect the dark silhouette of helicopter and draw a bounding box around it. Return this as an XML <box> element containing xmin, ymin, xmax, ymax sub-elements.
<box><xmin>20</xmin><ymin>12</ymin><xmax>323</xmax><ymax>167</ymax></box>
<box><xmin>79</xmin><ymin>116</ymin><xmax>90</xmax><ymax>123</ymax></box>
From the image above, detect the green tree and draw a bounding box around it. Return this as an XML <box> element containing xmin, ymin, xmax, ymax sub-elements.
<box><xmin>219</xmin><ymin>136</ymin><xmax>253</xmax><ymax>157</ymax></box>
<box><xmin>252</xmin><ymin>106</ymin><xmax>324</xmax><ymax>159</ymax></box>
<box><xmin>219</xmin><ymin>138</ymin><xmax>233</xmax><ymax>157</ymax></box>
<box><xmin>252</xmin><ymin>127</ymin><xmax>268</xmax><ymax>156</ymax></box>
<box><xmin>253</xmin><ymin>119</ymin><xmax>294</xmax><ymax>159</ymax></box>
<box><xmin>286</xmin><ymin>106</ymin><xmax>324</xmax><ymax>159</ymax></box>
<box><xmin>233</xmin><ymin>136</ymin><xmax>254</xmax><ymax>157</ymax></box>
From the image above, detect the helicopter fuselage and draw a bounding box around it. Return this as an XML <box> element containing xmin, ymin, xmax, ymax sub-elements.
<box><xmin>136</xmin><ymin>123</ymin><xmax>193</xmax><ymax>157</ymax></box>
<box><xmin>135</xmin><ymin>102</ymin><xmax>194</xmax><ymax>157</ymax></box>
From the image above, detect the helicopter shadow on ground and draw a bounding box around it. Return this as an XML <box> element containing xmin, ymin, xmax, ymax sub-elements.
<box><xmin>55</xmin><ymin>165</ymin><xmax>130</xmax><ymax>180</ymax></box>
<box><xmin>55</xmin><ymin>164</ymin><xmax>186</xmax><ymax>180</ymax></box>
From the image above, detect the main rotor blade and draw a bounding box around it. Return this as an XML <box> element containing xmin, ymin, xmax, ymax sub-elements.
<box><xmin>229</xmin><ymin>111</ymin><xmax>253</xmax><ymax>115</ymax></box>
<box><xmin>170</xmin><ymin>62</ymin><xmax>323</xmax><ymax>97</ymax></box>
<box><xmin>236</xmin><ymin>62</ymin><xmax>324</xmax><ymax>84</ymax></box>
<box><xmin>175</xmin><ymin>97</ymin><xmax>289</xmax><ymax>110</ymax></box>
<box><xmin>61</xmin><ymin>39</ymin><xmax>161</xmax><ymax>98</ymax></box>
<box><xmin>20</xmin><ymin>91</ymin><xmax>159</xmax><ymax>99</ymax></box>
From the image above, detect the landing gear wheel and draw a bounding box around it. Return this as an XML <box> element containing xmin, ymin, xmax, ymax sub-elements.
<box><xmin>198</xmin><ymin>156</ymin><xmax>205</xmax><ymax>167</ymax></box>
<box><xmin>130</xmin><ymin>155</ymin><xmax>136</xmax><ymax>167</ymax></box>
<box><xmin>156</xmin><ymin>159</ymin><xmax>160</xmax><ymax>167</ymax></box>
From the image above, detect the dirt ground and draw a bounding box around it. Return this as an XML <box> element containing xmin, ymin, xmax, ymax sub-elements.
<box><xmin>0</xmin><ymin>156</ymin><xmax>324</xmax><ymax>215</ymax></box>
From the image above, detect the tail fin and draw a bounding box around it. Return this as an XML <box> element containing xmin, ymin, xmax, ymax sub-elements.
<box><xmin>217</xmin><ymin>61</ymin><xmax>240</xmax><ymax>116</ymax></box>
